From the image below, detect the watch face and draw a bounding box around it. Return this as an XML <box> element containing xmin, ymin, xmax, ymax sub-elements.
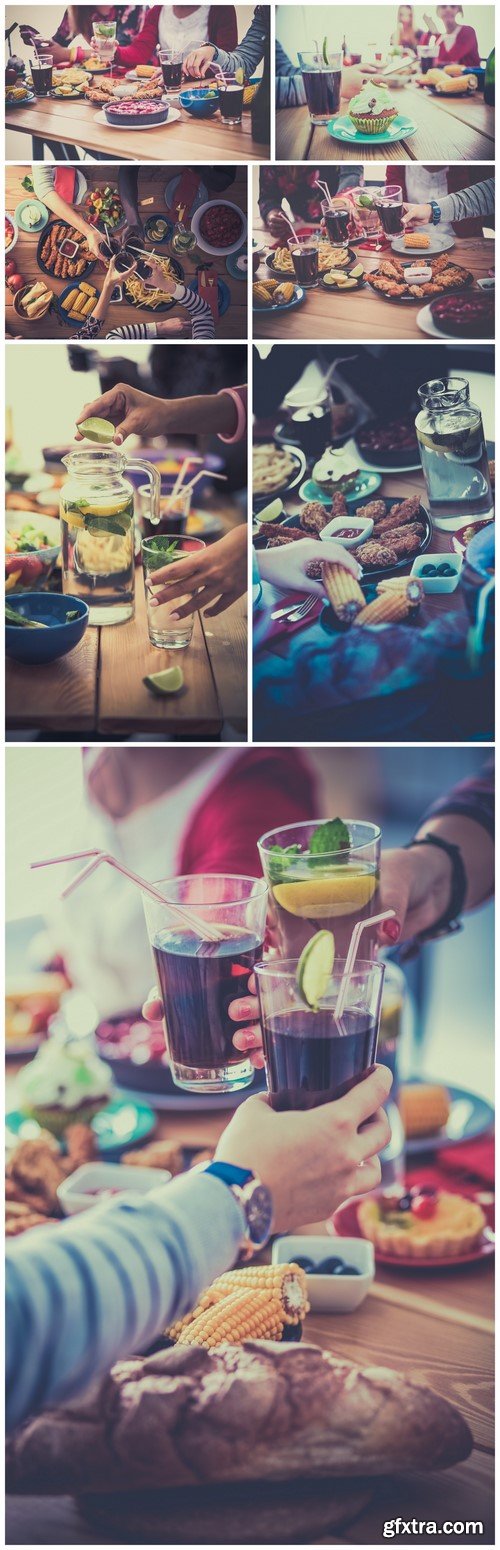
<box><xmin>246</xmin><ymin>1183</ymin><xmax>274</xmax><ymax>1247</ymax></box>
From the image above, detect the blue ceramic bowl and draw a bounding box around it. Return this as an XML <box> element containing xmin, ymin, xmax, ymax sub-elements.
<box><xmin>6</xmin><ymin>593</ymin><xmax>89</xmax><ymax>663</ymax></box>
<box><xmin>179</xmin><ymin>87</ymin><xmax>219</xmax><ymax>117</ymax></box>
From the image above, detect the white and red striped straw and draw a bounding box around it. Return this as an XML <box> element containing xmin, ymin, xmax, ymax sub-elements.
<box><xmin>31</xmin><ymin>849</ymin><xmax>221</xmax><ymax>941</ymax></box>
<box><xmin>336</xmin><ymin>909</ymin><xmax>396</xmax><ymax>1020</ymax></box>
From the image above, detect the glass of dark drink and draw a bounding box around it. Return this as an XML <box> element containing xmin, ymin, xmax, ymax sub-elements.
<box><xmin>218</xmin><ymin>79</ymin><xmax>244</xmax><ymax>124</ymax></box>
<box><xmin>321</xmin><ymin>201</ymin><xmax>350</xmax><ymax>245</ymax></box>
<box><xmin>158</xmin><ymin>49</ymin><xmax>183</xmax><ymax>91</ymax></box>
<box><xmin>287</xmin><ymin>239</ymin><xmax>319</xmax><ymax>288</ymax></box>
<box><xmin>142</xmin><ymin>874</ymin><xmax>268</xmax><ymax>1092</ymax></box>
<box><xmin>255</xmin><ymin>958</ymin><xmax>385</xmax><ymax>1111</ymax></box>
<box><xmin>31</xmin><ymin>54</ymin><xmax>53</xmax><ymax>95</ymax></box>
<box><xmin>418</xmin><ymin>43</ymin><xmax>438</xmax><ymax>74</ymax></box>
<box><xmin>373</xmin><ymin>185</ymin><xmax>403</xmax><ymax>236</ymax></box>
<box><xmin>298</xmin><ymin>50</ymin><xmax>342</xmax><ymax>126</ymax></box>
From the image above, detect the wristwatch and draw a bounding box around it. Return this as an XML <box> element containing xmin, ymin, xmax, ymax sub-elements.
<box><xmin>404</xmin><ymin>833</ymin><xmax>467</xmax><ymax>941</ymax></box>
<box><xmin>429</xmin><ymin>199</ymin><xmax>442</xmax><ymax>226</ymax></box>
<box><xmin>201</xmin><ymin>1160</ymin><xmax>274</xmax><ymax>1249</ymax></box>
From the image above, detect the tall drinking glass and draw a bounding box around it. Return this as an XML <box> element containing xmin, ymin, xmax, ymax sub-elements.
<box><xmin>298</xmin><ymin>51</ymin><xmax>342</xmax><ymax>126</ymax></box>
<box><xmin>287</xmin><ymin>237</ymin><xmax>319</xmax><ymax>288</ymax></box>
<box><xmin>142</xmin><ymin>874</ymin><xmax>268</xmax><ymax>1092</ymax></box>
<box><xmin>255</xmin><ymin>957</ymin><xmax>385</xmax><ymax>1110</ymax></box>
<box><xmin>373</xmin><ymin>185</ymin><xmax>403</xmax><ymax>237</ymax></box>
<box><xmin>142</xmin><ymin>533</ymin><xmax>205</xmax><ymax>648</ymax></box>
<box><xmin>138</xmin><ymin>483</ymin><xmax>192</xmax><ymax>539</ymax></box>
<box><xmin>218</xmin><ymin>79</ymin><xmax>244</xmax><ymax>124</ymax></box>
<box><xmin>258</xmin><ymin>819</ymin><xmax>381</xmax><ymax>960</ymax></box>
<box><xmin>418</xmin><ymin>43</ymin><xmax>437</xmax><ymax>74</ymax></box>
<box><xmin>321</xmin><ymin>200</ymin><xmax>350</xmax><ymax>246</ymax></box>
<box><xmin>158</xmin><ymin>49</ymin><xmax>183</xmax><ymax>91</ymax></box>
<box><xmin>31</xmin><ymin>54</ymin><xmax>53</xmax><ymax>95</ymax></box>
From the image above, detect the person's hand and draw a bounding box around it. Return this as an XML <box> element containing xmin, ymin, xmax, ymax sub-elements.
<box><xmin>215</xmin><ymin>1066</ymin><xmax>393</xmax><ymax>1233</ymax></box>
<box><xmin>19</xmin><ymin>24</ymin><xmax>39</xmax><ymax>43</ymax></box>
<box><xmin>256</xmin><ymin>537</ymin><xmax>361</xmax><ymax>599</ymax></box>
<box><xmin>75</xmin><ymin>383</ymin><xmax>166</xmax><ymax>444</ymax></box>
<box><xmin>401</xmin><ymin>202</ymin><xmax>433</xmax><ymax>228</ymax></box>
<box><xmin>101</xmin><ymin>254</ymin><xmax>136</xmax><ymax>289</ymax></box>
<box><xmin>83</xmin><ymin>225</ymin><xmax>109</xmax><ymax>262</ymax></box>
<box><xmin>147</xmin><ymin>526</ymin><xmax>247</xmax><ymax>620</ymax></box>
<box><xmin>156</xmin><ymin>318</ymin><xmax>191</xmax><ymax>336</ymax></box>
<box><xmin>183</xmin><ymin>44</ymin><xmax>216</xmax><ymax>78</ymax></box>
<box><xmin>143</xmin><ymin>257</ymin><xmax>177</xmax><ymax>295</ymax></box>
<box><xmin>266</xmin><ymin>208</ymin><xmax>293</xmax><ymax>240</ymax></box>
<box><xmin>378</xmin><ymin>842</ymin><xmax>454</xmax><ymax>945</ymax></box>
<box><xmin>341</xmin><ymin>65</ymin><xmax>385</xmax><ymax>101</ymax></box>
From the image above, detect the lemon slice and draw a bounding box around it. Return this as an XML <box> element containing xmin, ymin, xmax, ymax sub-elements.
<box><xmin>143</xmin><ymin>667</ymin><xmax>184</xmax><ymax>696</ymax></box>
<box><xmin>234</xmin><ymin>67</ymin><xmax>245</xmax><ymax>84</ymax></box>
<box><xmin>297</xmin><ymin>930</ymin><xmax>335</xmax><ymax>1010</ymax></box>
<box><xmin>273</xmin><ymin>868</ymin><xmax>377</xmax><ymax>919</ymax></box>
<box><xmin>77</xmin><ymin>416</ymin><xmax>115</xmax><ymax>444</ymax></box>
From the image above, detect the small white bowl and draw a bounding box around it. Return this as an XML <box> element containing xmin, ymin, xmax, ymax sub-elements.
<box><xmin>272</xmin><ymin>1234</ymin><xmax>374</xmax><ymax>1313</ymax></box>
<box><xmin>320</xmin><ymin>514</ymin><xmax>373</xmax><ymax>549</ymax></box>
<box><xmin>57</xmin><ymin>1161</ymin><xmax>172</xmax><ymax>1215</ymax></box>
<box><xmin>411</xmin><ymin>551</ymin><xmax>463</xmax><ymax>594</ymax></box>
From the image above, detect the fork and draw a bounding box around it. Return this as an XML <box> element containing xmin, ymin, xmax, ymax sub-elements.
<box><xmin>271</xmin><ymin>595</ymin><xmax>317</xmax><ymax>624</ymax></box>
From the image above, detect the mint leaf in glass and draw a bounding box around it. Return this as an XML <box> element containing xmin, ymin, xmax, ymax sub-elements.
<box><xmin>267</xmin><ymin>843</ymin><xmax>302</xmax><ymax>884</ymax></box>
<box><xmin>309</xmin><ymin>819</ymin><xmax>350</xmax><ymax>857</ymax></box>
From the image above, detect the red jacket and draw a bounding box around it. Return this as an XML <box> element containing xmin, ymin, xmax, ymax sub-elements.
<box><xmin>114</xmin><ymin>5</ymin><xmax>237</xmax><ymax>67</ymax></box>
<box><xmin>179</xmin><ymin>750</ymin><xmax>318</xmax><ymax>879</ymax></box>
<box><xmin>385</xmin><ymin>165</ymin><xmax>487</xmax><ymax>237</ymax></box>
<box><xmin>420</xmin><ymin>26</ymin><xmax>480</xmax><ymax>67</ymax></box>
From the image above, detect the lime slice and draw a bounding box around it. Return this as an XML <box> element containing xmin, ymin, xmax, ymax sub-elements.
<box><xmin>297</xmin><ymin>930</ymin><xmax>335</xmax><ymax>1010</ymax></box>
<box><xmin>77</xmin><ymin>416</ymin><xmax>115</xmax><ymax>444</ymax></box>
<box><xmin>255</xmin><ymin>497</ymin><xmax>283</xmax><ymax>525</ymax></box>
<box><xmin>143</xmin><ymin>667</ymin><xmax>184</xmax><ymax>696</ymax></box>
<box><xmin>358</xmin><ymin>194</ymin><xmax>374</xmax><ymax>210</ymax></box>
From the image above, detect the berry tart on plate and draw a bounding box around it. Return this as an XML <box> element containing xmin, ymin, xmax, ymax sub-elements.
<box><xmin>358</xmin><ymin>1186</ymin><xmax>486</xmax><ymax>1259</ymax></box>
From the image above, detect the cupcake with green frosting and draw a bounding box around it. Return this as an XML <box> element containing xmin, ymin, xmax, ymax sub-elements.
<box><xmin>348</xmin><ymin>86</ymin><xmax>397</xmax><ymax>136</ymax></box>
<box><xmin>18</xmin><ymin>1031</ymin><xmax>112</xmax><ymax>1138</ymax></box>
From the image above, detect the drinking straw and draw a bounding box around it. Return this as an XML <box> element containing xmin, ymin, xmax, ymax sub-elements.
<box><xmin>31</xmin><ymin>849</ymin><xmax>222</xmax><ymax>941</ymax></box>
<box><xmin>317</xmin><ymin>179</ymin><xmax>333</xmax><ymax>208</ymax></box>
<box><xmin>170</xmin><ymin>454</ymin><xmax>203</xmax><ymax>503</ymax></box>
<box><xmin>336</xmin><ymin>909</ymin><xmax>396</xmax><ymax>1020</ymax></box>
<box><xmin>169</xmin><ymin>468</ymin><xmax>227</xmax><ymax>503</ymax></box>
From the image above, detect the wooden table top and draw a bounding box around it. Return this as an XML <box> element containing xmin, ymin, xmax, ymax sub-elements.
<box><xmin>253</xmin><ymin>225</ymin><xmax>494</xmax><ymax>342</ymax></box>
<box><xmin>6</xmin><ymin>165</ymin><xmax>248</xmax><ymax>342</ymax></box>
<box><xmin>5</xmin><ymin>509</ymin><xmax>247</xmax><ymax>740</ymax></box>
<box><xmin>6</xmin><ymin>92</ymin><xmax>269</xmax><ymax>162</ymax></box>
<box><xmin>276</xmin><ymin>82</ymin><xmax>495</xmax><ymax>164</ymax></box>
<box><xmin>4</xmin><ymin>1078</ymin><xmax>494</xmax><ymax>1544</ymax></box>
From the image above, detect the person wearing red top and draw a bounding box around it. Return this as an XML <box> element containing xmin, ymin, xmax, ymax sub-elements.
<box><xmin>420</xmin><ymin>6</ymin><xmax>480</xmax><ymax>67</ymax></box>
<box><xmin>113</xmin><ymin>5</ymin><xmax>237</xmax><ymax>69</ymax></box>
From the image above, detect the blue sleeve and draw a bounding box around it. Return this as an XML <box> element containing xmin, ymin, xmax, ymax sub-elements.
<box><xmin>6</xmin><ymin>1171</ymin><xmax>244</xmax><ymax>1432</ymax></box>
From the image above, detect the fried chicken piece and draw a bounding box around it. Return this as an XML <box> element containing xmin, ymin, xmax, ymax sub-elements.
<box><xmin>300</xmin><ymin>501</ymin><xmax>328</xmax><ymax>536</ymax></box>
<box><xmin>379</xmin><ymin>497</ymin><xmax>420</xmax><ymax>528</ymax></box>
<box><xmin>305</xmin><ymin>560</ymin><xmax>324</xmax><ymax>580</ymax></box>
<box><xmin>386</xmin><ymin>525</ymin><xmax>424</xmax><ymax>558</ymax></box>
<box><xmin>7</xmin><ymin>1135</ymin><xmax>66</xmax><ymax>1217</ymax></box>
<box><xmin>355</xmin><ymin>541</ymin><xmax>398</xmax><ymax>570</ymax></box>
<box><xmin>63</xmin><ymin>1123</ymin><xmax>97</xmax><ymax>1174</ymax></box>
<box><xmin>408</xmin><ymin>282</ymin><xmax>441</xmax><ymax>298</ymax></box>
<box><xmin>331</xmin><ymin>491</ymin><xmax>348</xmax><ymax>518</ymax></box>
<box><xmin>122</xmin><ymin>1140</ymin><xmax>185</xmax><ymax>1177</ymax></box>
<box><xmin>370</xmin><ymin>276</ymin><xmax>407</xmax><ymax>298</ymax></box>
<box><xmin>257</xmin><ymin>522</ymin><xmax>301</xmax><ymax>545</ymax></box>
<box><xmin>355</xmin><ymin>500</ymin><xmax>387</xmax><ymax>524</ymax></box>
<box><xmin>378</xmin><ymin>259</ymin><xmax>404</xmax><ymax>280</ymax></box>
<box><xmin>431</xmin><ymin>253</ymin><xmax>450</xmax><ymax>275</ymax></box>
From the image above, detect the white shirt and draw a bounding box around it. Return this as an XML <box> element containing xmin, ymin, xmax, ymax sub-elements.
<box><xmin>405</xmin><ymin>166</ymin><xmax>453</xmax><ymax>237</ymax></box>
<box><xmin>158</xmin><ymin>5</ymin><xmax>211</xmax><ymax>52</ymax></box>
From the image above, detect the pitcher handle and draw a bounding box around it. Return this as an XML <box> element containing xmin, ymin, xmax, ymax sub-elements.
<box><xmin>126</xmin><ymin>457</ymin><xmax>161</xmax><ymax>526</ymax></box>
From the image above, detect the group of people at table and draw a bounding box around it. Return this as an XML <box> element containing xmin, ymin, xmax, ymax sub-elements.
<box><xmin>6</xmin><ymin>746</ymin><xmax>493</xmax><ymax>1435</ymax></box>
<box><xmin>276</xmin><ymin>3</ymin><xmax>484</xmax><ymax>107</ymax></box>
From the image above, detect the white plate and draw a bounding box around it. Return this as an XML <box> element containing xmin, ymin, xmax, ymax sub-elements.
<box><xmin>416</xmin><ymin>302</ymin><xmax>450</xmax><ymax>339</ymax></box>
<box><xmin>191</xmin><ymin>198</ymin><xmax>247</xmax><ymax>257</ymax></box>
<box><xmin>94</xmin><ymin>106</ymin><xmax>180</xmax><ymax>130</ymax></box>
<box><xmin>392</xmin><ymin>228</ymin><xmax>455</xmax><ymax>256</ymax></box>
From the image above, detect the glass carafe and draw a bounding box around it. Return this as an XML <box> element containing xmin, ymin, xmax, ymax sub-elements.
<box><xmin>60</xmin><ymin>446</ymin><xmax>160</xmax><ymax>626</ymax></box>
<box><xmin>415</xmin><ymin>377</ymin><xmax>493</xmax><ymax>531</ymax></box>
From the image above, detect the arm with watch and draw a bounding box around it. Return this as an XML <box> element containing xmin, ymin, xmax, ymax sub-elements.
<box><xmin>401</xmin><ymin>178</ymin><xmax>495</xmax><ymax>230</ymax></box>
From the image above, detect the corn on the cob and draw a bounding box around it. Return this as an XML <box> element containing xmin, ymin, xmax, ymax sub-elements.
<box><xmin>399</xmin><ymin>1083</ymin><xmax>450</xmax><ymax>1139</ymax></box>
<box><xmin>167</xmin><ymin>1262</ymin><xmax>308</xmax><ymax>1340</ymax></box>
<box><xmin>404</xmin><ymin>231</ymin><xmax>430</xmax><ymax>249</ymax></box>
<box><xmin>355</xmin><ymin>581</ymin><xmax>422</xmax><ymax>626</ymax></box>
<box><xmin>274</xmin><ymin>282</ymin><xmax>295</xmax><ymax>305</ymax></box>
<box><xmin>253</xmin><ymin>283</ymin><xmax>274</xmax><ymax>307</ymax></box>
<box><xmin>376</xmin><ymin>577</ymin><xmax>414</xmax><ymax>593</ymax></box>
<box><xmin>177</xmin><ymin>1289</ymin><xmax>285</xmax><ymax>1348</ymax></box>
<box><xmin>322</xmin><ymin>562</ymin><xmax>365</xmax><ymax>623</ymax></box>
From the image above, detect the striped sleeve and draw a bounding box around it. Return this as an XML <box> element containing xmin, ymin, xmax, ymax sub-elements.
<box><xmin>105</xmin><ymin>322</ymin><xmax>157</xmax><ymax>340</ymax></box>
<box><xmin>440</xmin><ymin>179</ymin><xmax>494</xmax><ymax>226</ymax></box>
<box><xmin>6</xmin><ymin>1171</ymin><xmax>244</xmax><ymax>1432</ymax></box>
<box><xmin>423</xmin><ymin>762</ymin><xmax>494</xmax><ymax>841</ymax></box>
<box><xmin>171</xmin><ymin>282</ymin><xmax>216</xmax><ymax>339</ymax></box>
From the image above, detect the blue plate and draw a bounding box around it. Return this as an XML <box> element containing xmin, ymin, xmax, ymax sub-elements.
<box><xmin>188</xmin><ymin>274</ymin><xmax>230</xmax><ymax>316</ymax></box>
<box><xmin>254</xmin><ymin>284</ymin><xmax>305</xmax><ymax>315</ymax></box>
<box><xmin>14</xmin><ymin>197</ymin><xmax>49</xmax><ymax>234</ymax></box>
<box><xmin>328</xmin><ymin>113</ymin><xmax>417</xmax><ymax>145</ymax></box>
<box><xmin>5</xmin><ymin>1096</ymin><xmax>156</xmax><ymax>1158</ymax></box>
<box><xmin>144</xmin><ymin>214</ymin><xmax>173</xmax><ymax>246</ymax></box>
<box><xmin>404</xmin><ymin>1081</ymin><xmax>494</xmax><ymax>1155</ymax></box>
<box><xmin>299</xmin><ymin>470</ymin><xmax>382</xmax><ymax>508</ymax></box>
<box><xmin>55</xmin><ymin>278</ymin><xmax>101</xmax><ymax>330</ymax></box>
<box><xmin>5</xmin><ymin>593</ymin><xmax>89</xmax><ymax>664</ymax></box>
<box><xmin>226</xmin><ymin>250</ymin><xmax>248</xmax><ymax>281</ymax></box>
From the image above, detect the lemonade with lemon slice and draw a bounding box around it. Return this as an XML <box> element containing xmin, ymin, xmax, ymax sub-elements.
<box><xmin>60</xmin><ymin>445</ymin><xmax>160</xmax><ymax>625</ymax></box>
<box><xmin>258</xmin><ymin>819</ymin><xmax>381</xmax><ymax>960</ymax></box>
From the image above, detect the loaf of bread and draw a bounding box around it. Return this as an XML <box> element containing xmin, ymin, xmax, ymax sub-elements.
<box><xmin>6</xmin><ymin>1340</ymin><xmax>472</xmax><ymax>1495</ymax></box>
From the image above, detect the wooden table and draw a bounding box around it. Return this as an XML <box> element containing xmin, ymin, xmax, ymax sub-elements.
<box><xmin>6</xmin><ymin>166</ymin><xmax>248</xmax><ymax>342</ymax></box>
<box><xmin>6</xmin><ymin>93</ymin><xmax>269</xmax><ymax>162</ymax></box>
<box><xmin>5</xmin><ymin>1077</ymin><xmax>494</xmax><ymax>1544</ymax></box>
<box><xmin>253</xmin><ymin>223</ymin><xmax>494</xmax><ymax>342</ymax></box>
<box><xmin>5</xmin><ymin>511</ymin><xmax>247</xmax><ymax>740</ymax></box>
<box><xmin>276</xmin><ymin>82</ymin><xmax>495</xmax><ymax>163</ymax></box>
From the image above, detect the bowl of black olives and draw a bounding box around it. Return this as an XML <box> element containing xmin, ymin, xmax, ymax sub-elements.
<box><xmin>411</xmin><ymin>551</ymin><xmax>463</xmax><ymax>594</ymax></box>
<box><xmin>272</xmin><ymin>1235</ymin><xmax>374</xmax><ymax>1312</ymax></box>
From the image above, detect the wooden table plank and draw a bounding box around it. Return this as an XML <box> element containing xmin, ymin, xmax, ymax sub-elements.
<box><xmin>97</xmin><ymin>570</ymin><xmax>223</xmax><ymax>737</ymax></box>
<box><xmin>6</xmin><ymin>96</ymin><xmax>269</xmax><ymax>162</ymax></box>
<box><xmin>5</xmin><ymin>627</ymin><xmax>98</xmax><ymax>733</ymax></box>
<box><xmin>6</xmin><ymin>165</ymin><xmax>248</xmax><ymax>342</ymax></box>
<box><xmin>253</xmin><ymin>226</ymin><xmax>494</xmax><ymax>343</ymax></box>
<box><xmin>201</xmin><ymin>596</ymin><xmax>248</xmax><ymax>733</ymax></box>
<box><xmin>276</xmin><ymin>87</ymin><xmax>494</xmax><ymax>163</ymax></box>
<box><xmin>340</xmin><ymin>1451</ymin><xmax>494</xmax><ymax>1545</ymax></box>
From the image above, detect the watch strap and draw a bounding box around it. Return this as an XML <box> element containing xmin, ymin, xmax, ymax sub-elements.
<box><xmin>404</xmin><ymin>833</ymin><xmax>466</xmax><ymax>940</ymax></box>
<box><xmin>430</xmin><ymin>199</ymin><xmax>441</xmax><ymax>226</ymax></box>
<box><xmin>204</xmin><ymin>1160</ymin><xmax>254</xmax><ymax>1188</ymax></box>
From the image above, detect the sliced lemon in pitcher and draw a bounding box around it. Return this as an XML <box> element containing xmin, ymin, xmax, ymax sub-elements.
<box><xmin>273</xmin><ymin>866</ymin><xmax>377</xmax><ymax>919</ymax></box>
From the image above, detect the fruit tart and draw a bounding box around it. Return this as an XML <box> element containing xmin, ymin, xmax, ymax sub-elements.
<box><xmin>358</xmin><ymin>1186</ymin><xmax>486</xmax><ymax>1259</ymax></box>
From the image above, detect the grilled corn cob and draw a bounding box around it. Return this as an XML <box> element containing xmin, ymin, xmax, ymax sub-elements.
<box><xmin>399</xmin><ymin>1083</ymin><xmax>451</xmax><ymax>1139</ymax></box>
<box><xmin>354</xmin><ymin>586</ymin><xmax>420</xmax><ymax>626</ymax></box>
<box><xmin>168</xmin><ymin>1261</ymin><xmax>308</xmax><ymax>1340</ymax></box>
<box><xmin>377</xmin><ymin>576</ymin><xmax>420</xmax><ymax>594</ymax></box>
<box><xmin>322</xmin><ymin>561</ymin><xmax>365</xmax><ymax>623</ymax></box>
<box><xmin>253</xmin><ymin>282</ymin><xmax>274</xmax><ymax>307</ymax></box>
<box><xmin>403</xmin><ymin>231</ymin><xmax>430</xmax><ymax>249</ymax></box>
<box><xmin>177</xmin><ymin>1289</ymin><xmax>285</xmax><ymax>1348</ymax></box>
<box><xmin>274</xmin><ymin>282</ymin><xmax>295</xmax><ymax>305</ymax></box>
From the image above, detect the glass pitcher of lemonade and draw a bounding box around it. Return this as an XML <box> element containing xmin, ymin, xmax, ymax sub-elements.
<box><xmin>60</xmin><ymin>446</ymin><xmax>160</xmax><ymax>626</ymax></box>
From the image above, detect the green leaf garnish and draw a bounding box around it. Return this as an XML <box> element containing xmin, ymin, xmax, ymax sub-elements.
<box><xmin>22</xmin><ymin>175</ymin><xmax>34</xmax><ymax>193</ymax></box>
<box><xmin>267</xmin><ymin>843</ymin><xmax>302</xmax><ymax>884</ymax></box>
<box><xmin>309</xmin><ymin>819</ymin><xmax>350</xmax><ymax>857</ymax></box>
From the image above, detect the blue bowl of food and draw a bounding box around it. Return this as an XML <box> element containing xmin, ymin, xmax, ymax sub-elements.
<box><xmin>5</xmin><ymin>593</ymin><xmax>89</xmax><ymax>663</ymax></box>
<box><xmin>179</xmin><ymin>87</ymin><xmax>219</xmax><ymax>117</ymax></box>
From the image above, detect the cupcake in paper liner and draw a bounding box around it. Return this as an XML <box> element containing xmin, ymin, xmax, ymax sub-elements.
<box><xmin>348</xmin><ymin>86</ymin><xmax>398</xmax><ymax>136</ymax></box>
<box><xmin>18</xmin><ymin>1029</ymin><xmax>113</xmax><ymax>1138</ymax></box>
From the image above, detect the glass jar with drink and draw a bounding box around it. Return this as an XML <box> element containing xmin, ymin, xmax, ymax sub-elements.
<box><xmin>60</xmin><ymin>445</ymin><xmax>160</xmax><ymax>625</ymax></box>
<box><xmin>282</xmin><ymin>383</ymin><xmax>334</xmax><ymax>461</ymax></box>
<box><xmin>299</xmin><ymin>48</ymin><xmax>342</xmax><ymax>125</ymax></box>
<box><xmin>31</xmin><ymin>53</ymin><xmax>54</xmax><ymax>95</ymax></box>
<box><xmin>416</xmin><ymin>377</ymin><xmax>493</xmax><ymax>530</ymax></box>
<box><xmin>142</xmin><ymin>532</ymin><xmax>205</xmax><ymax>649</ymax></box>
<box><xmin>258</xmin><ymin>819</ymin><xmax>382</xmax><ymax>962</ymax></box>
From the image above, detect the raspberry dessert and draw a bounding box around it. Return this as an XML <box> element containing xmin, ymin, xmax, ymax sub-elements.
<box><xmin>358</xmin><ymin>1186</ymin><xmax>486</xmax><ymax>1259</ymax></box>
<box><xmin>431</xmin><ymin>292</ymin><xmax>494</xmax><ymax>340</ymax></box>
<box><xmin>104</xmin><ymin>97</ymin><xmax>170</xmax><ymax>127</ymax></box>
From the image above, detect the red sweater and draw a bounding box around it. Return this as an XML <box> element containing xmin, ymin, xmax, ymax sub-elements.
<box><xmin>420</xmin><ymin>25</ymin><xmax>480</xmax><ymax>67</ymax></box>
<box><xmin>178</xmin><ymin>750</ymin><xmax>318</xmax><ymax>879</ymax></box>
<box><xmin>114</xmin><ymin>5</ymin><xmax>237</xmax><ymax>67</ymax></box>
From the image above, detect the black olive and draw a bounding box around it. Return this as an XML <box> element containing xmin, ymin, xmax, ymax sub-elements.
<box><xmin>421</xmin><ymin>564</ymin><xmax>437</xmax><ymax>576</ymax></box>
<box><xmin>397</xmin><ymin>1193</ymin><xmax>413</xmax><ymax>1212</ymax></box>
<box><xmin>292</xmin><ymin>1255</ymin><xmax>314</xmax><ymax>1272</ymax></box>
<box><xmin>281</xmin><ymin>1320</ymin><xmax>302</xmax><ymax>1342</ymax></box>
<box><xmin>437</xmin><ymin>563</ymin><xmax>455</xmax><ymax>576</ymax></box>
<box><xmin>314</xmin><ymin>1256</ymin><xmax>344</xmax><ymax>1275</ymax></box>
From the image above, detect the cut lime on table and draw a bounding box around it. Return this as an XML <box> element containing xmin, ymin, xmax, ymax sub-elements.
<box><xmin>143</xmin><ymin>666</ymin><xmax>184</xmax><ymax>696</ymax></box>
<box><xmin>77</xmin><ymin>417</ymin><xmax>115</xmax><ymax>444</ymax></box>
<box><xmin>297</xmin><ymin>930</ymin><xmax>335</xmax><ymax>1010</ymax></box>
<box><xmin>273</xmin><ymin>867</ymin><xmax>377</xmax><ymax>919</ymax></box>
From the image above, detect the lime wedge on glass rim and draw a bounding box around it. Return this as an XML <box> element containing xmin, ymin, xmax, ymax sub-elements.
<box><xmin>77</xmin><ymin>416</ymin><xmax>115</xmax><ymax>444</ymax></box>
<box><xmin>296</xmin><ymin>930</ymin><xmax>335</xmax><ymax>1011</ymax></box>
<box><xmin>143</xmin><ymin>667</ymin><xmax>184</xmax><ymax>696</ymax></box>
